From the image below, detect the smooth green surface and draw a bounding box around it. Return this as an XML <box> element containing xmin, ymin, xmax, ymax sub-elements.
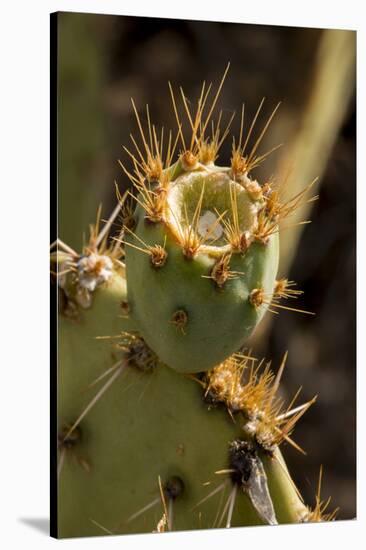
<box><xmin>58</xmin><ymin>271</ymin><xmax>307</xmax><ymax>538</ymax></box>
<box><xmin>58</xmin><ymin>273</ymin><xmax>259</xmax><ymax>536</ymax></box>
<box><xmin>58</xmin><ymin>271</ymin><xmax>135</xmax><ymax>419</ymax></box>
<box><xmin>58</xmin><ymin>359</ymin><xmax>256</xmax><ymax>537</ymax></box>
<box><xmin>126</xmin><ymin>207</ymin><xmax>279</xmax><ymax>373</ymax></box>
<box><xmin>263</xmin><ymin>448</ymin><xmax>308</xmax><ymax>523</ymax></box>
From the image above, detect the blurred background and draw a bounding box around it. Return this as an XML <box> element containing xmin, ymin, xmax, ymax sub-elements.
<box><xmin>57</xmin><ymin>12</ymin><xmax>356</xmax><ymax>519</ymax></box>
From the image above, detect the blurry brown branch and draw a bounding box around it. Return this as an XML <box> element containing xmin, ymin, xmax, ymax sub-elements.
<box><xmin>250</xmin><ymin>29</ymin><xmax>355</xmax><ymax>347</ymax></box>
<box><xmin>276</xmin><ymin>29</ymin><xmax>356</xmax><ymax>275</ymax></box>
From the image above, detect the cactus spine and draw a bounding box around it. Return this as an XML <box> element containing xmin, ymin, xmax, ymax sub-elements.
<box><xmin>53</xmin><ymin>66</ymin><xmax>336</xmax><ymax>538</ymax></box>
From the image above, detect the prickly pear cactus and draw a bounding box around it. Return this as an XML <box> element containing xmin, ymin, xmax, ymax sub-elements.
<box><xmin>53</xmin><ymin>67</ymin><xmax>337</xmax><ymax>539</ymax></box>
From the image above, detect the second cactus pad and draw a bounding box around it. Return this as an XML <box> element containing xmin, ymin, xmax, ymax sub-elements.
<box><xmin>125</xmin><ymin>163</ymin><xmax>279</xmax><ymax>373</ymax></box>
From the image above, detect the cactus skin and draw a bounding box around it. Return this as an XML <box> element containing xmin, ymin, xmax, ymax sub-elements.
<box><xmin>58</xmin><ymin>349</ymin><xmax>250</xmax><ymax>536</ymax></box>
<box><xmin>57</xmin><ymin>267</ymin><xmax>309</xmax><ymax>537</ymax></box>
<box><xmin>58</xmin><ymin>269</ymin><xmax>134</xmax><ymax>420</ymax></box>
<box><xmin>125</xmin><ymin>168</ymin><xmax>279</xmax><ymax>373</ymax></box>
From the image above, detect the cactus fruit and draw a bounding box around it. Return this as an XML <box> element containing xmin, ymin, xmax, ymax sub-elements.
<box><xmin>53</xmin><ymin>67</ymin><xmax>337</xmax><ymax>538</ymax></box>
<box><xmin>121</xmin><ymin>72</ymin><xmax>315</xmax><ymax>373</ymax></box>
<box><xmin>124</xmin><ymin>162</ymin><xmax>280</xmax><ymax>373</ymax></box>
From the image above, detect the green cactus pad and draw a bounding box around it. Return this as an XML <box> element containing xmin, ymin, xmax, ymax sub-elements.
<box><xmin>57</xmin><ymin>273</ymin><xmax>307</xmax><ymax>536</ymax></box>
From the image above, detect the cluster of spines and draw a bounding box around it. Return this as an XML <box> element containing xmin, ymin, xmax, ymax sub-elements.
<box><xmin>302</xmin><ymin>466</ymin><xmax>339</xmax><ymax>522</ymax></box>
<box><xmin>57</xmin><ymin>424</ymin><xmax>91</xmax><ymax>481</ymax></box>
<box><xmin>59</xmin><ymin>326</ymin><xmax>316</xmax><ymax>462</ymax></box>
<box><xmin>189</xmin><ymin>353</ymin><xmax>340</xmax><ymax>528</ymax></box>
<box><xmin>118</xmin><ymin>64</ymin><xmax>316</xmax><ymax>262</ymax></box>
<box><xmin>51</xmin><ymin>204</ymin><xmax>126</xmax><ymax>315</ymax></box>
<box><xmin>201</xmin><ymin>351</ymin><xmax>317</xmax><ymax>455</ymax></box>
<box><xmin>249</xmin><ymin>278</ymin><xmax>315</xmax><ymax>316</ymax></box>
